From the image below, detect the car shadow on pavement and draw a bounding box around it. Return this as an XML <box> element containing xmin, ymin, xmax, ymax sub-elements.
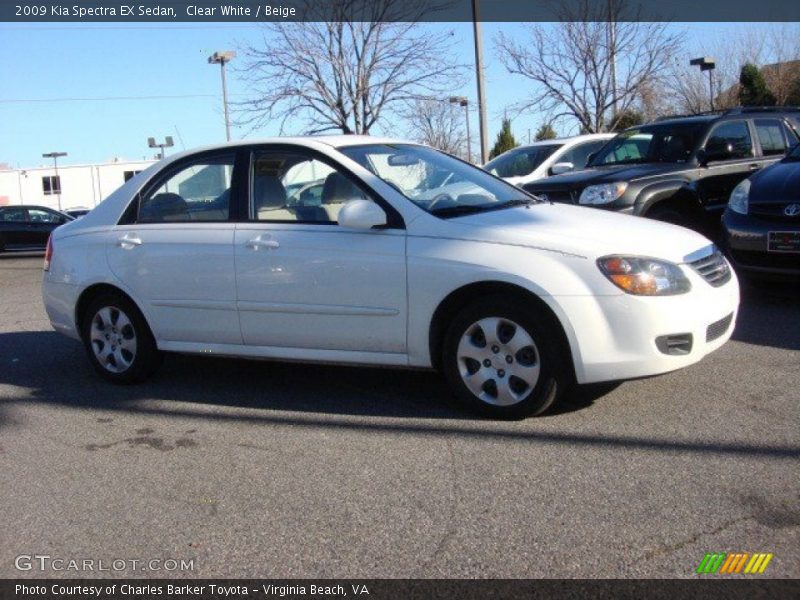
<box><xmin>0</xmin><ymin>330</ymin><xmax>609</xmax><ymax>423</ymax></box>
<box><xmin>1</xmin><ymin>331</ymin><xmax>799</xmax><ymax>460</ymax></box>
<box><xmin>733</xmin><ymin>279</ymin><xmax>800</xmax><ymax>352</ymax></box>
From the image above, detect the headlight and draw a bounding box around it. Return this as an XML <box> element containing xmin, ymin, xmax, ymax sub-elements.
<box><xmin>597</xmin><ymin>255</ymin><xmax>691</xmax><ymax>296</ymax></box>
<box><xmin>579</xmin><ymin>182</ymin><xmax>628</xmax><ymax>205</ymax></box>
<box><xmin>728</xmin><ymin>179</ymin><xmax>750</xmax><ymax>215</ymax></box>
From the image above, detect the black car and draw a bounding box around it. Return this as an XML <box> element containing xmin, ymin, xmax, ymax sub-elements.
<box><xmin>523</xmin><ymin>107</ymin><xmax>800</xmax><ymax>234</ymax></box>
<box><xmin>0</xmin><ymin>205</ymin><xmax>73</xmax><ymax>252</ymax></box>
<box><xmin>721</xmin><ymin>142</ymin><xmax>800</xmax><ymax>281</ymax></box>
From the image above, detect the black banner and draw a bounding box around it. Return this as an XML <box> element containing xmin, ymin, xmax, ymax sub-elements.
<box><xmin>2</xmin><ymin>580</ymin><xmax>799</xmax><ymax>600</ymax></box>
<box><xmin>2</xmin><ymin>0</ymin><xmax>800</xmax><ymax>23</ymax></box>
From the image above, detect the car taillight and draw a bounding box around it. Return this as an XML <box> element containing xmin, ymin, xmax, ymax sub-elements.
<box><xmin>43</xmin><ymin>235</ymin><xmax>53</xmax><ymax>271</ymax></box>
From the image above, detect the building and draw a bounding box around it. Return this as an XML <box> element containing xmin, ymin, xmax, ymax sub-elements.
<box><xmin>0</xmin><ymin>158</ymin><xmax>157</xmax><ymax>212</ymax></box>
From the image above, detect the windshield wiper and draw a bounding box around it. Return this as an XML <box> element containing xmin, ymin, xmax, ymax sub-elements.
<box><xmin>429</xmin><ymin>198</ymin><xmax>537</xmax><ymax>218</ymax></box>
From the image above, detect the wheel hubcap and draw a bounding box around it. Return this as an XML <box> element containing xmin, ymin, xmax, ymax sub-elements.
<box><xmin>456</xmin><ymin>317</ymin><xmax>541</xmax><ymax>407</ymax></box>
<box><xmin>89</xmin><ymin>306</ymin><xmax>137</xmax><ymax>373</ymax></box>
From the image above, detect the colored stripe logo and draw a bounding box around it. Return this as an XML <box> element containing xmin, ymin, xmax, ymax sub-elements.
<box><xmin>696</xmin><ymin>552</ymin><xmax>773</xmax><ymax>574</ymax></box>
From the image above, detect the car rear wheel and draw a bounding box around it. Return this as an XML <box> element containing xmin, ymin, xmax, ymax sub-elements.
<box><xmin>442</xmin><ymin>296</ymin><xmax>568</xmax><ymax>419</ymax></box>
<box><xmin>81</xmin><ymin>292</ymin><xmax>161</xmax><ymax>383</ymax></box>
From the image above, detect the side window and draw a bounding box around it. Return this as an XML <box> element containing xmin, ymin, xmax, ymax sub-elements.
<box><xmin>704</xmin><ymin>121</ymin><xmax>753</xmax><ymax>160</ymax></box>
<box><xmin>28</xmin><ymin>208</ymin><xmax>61</xmax><ymax>223</ymax></box>
<box><xmin>1</xmin><ymin>208</ymin><xmax>27</xmax><ymax>222</ymax></box>
<box><xmin>754</xmin><ymin>119</ymin><xmax>788</xmax><ymax>157</ymax></box>
<box><xmin>252</xmin><ymin>153</ymin><xmax>368</xmax><ymax>223</ymax></box>
<box><xmin>136</xmin><ymin>155</ymin><xmax>234</xmax><ymax>223</ymax></box>
<box><xmin>560</xmin><ymin>141</ymin><xmax>606</xmax><ymax>170</ymax></box>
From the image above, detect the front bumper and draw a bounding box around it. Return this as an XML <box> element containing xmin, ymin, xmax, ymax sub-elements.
<box><xmin>557</xmin><ymin>264</ymin><xmax>740</xmax><ymax>384</ymax></box>
<box><xmin>721</xmin><ymin>208</ymin><xmax>800</xmax><ymax>280</ymax></box>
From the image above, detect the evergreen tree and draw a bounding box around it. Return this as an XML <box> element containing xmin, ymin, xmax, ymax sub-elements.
<box><xmin>739</xmin><ymin>63</ymin><xmax>776</xmax><ymax>106</ymax></box>
<box><xmin>489</xmin><ymin>118</ymin><xmax>519</xmax><ymax>159</ymax></box>
<box><xmin>534</xmin><ymin>123</ymin><xmax>558</xmax><ymax>141</ymax></box>
<box><xmin>784</xmin><ymin>77</ymin><xmax>800</xmax><ymax>106</ymax></box>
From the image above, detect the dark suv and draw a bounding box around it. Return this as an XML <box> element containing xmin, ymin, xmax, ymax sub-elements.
<box><xmin>522</xmin><ymin>107</ymin><xmax>800</xmax><ymax>233</ymax></box>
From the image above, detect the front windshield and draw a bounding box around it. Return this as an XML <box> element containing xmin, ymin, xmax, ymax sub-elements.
<box><xmin>484</xmin><ymin>144</ymin><xmax>562</xmax><ymax>177</ymax></box>
<box><xmin>590</xmin><ymin>124</ymin><xmax>704</xmax><ymax>166</ymax></box>
<box><xmin>338</xmin><ymin>143</ymin><xmax>536</xmax><ymax>217</ymax></box>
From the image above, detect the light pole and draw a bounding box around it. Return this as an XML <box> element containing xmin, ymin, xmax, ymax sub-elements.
<box><xmin>690</xmin><ymin>57</ymin><xmax>716</xmax><ymax>111</ymax></box>
<box><xmin>42</xmin><ymin>151</ymin><xmax>67</xmax><ymax>211</ymax></box>
<box><xmin>208</xmin><ymin>50</ymin><xmax>236</xmax><ymax>141</ymax></box>
<box><xmin>449</xmin><ymin>96</ymin><xmax>472</xmax><ymax>163</ymax></box>
<box><xmin>472</xmin><ymin>0</ymin><xmax>488</xmax><ymax>164</ymax></box>
<box><xmin>147</xmin><ymin>136</ymin><xmax>174</xmax><ymax>160</ymax></box>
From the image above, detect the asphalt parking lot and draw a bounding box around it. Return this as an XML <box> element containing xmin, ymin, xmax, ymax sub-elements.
<box><xmin>0</xmin><ymin>254</ymin><xmax>797</xmax><ymax>579</ymax></box>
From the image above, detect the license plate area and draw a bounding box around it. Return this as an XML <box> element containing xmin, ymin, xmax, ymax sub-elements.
<box><xmin>768</xmin><ymin>231</ymin><xmax>800</xmax><ymax>253</ymax></box>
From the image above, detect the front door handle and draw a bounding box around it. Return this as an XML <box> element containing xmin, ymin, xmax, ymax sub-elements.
<box><xmin>749</xmin><ymin>163</ymin><xmax>761</xmax><ymax>171</ymax></box>
<box><xmin>246</xmin><ymin>235</ymin><xmax>280</xmax><ymax>250</ymax></box>
<box><xmin>117</xmin><ymin>233</ymin><xmax>142</xmax><ymax>249</ymax></box>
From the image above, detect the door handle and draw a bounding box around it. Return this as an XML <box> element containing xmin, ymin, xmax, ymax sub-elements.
<box><xmin>749</xmin><ymin>163</ymin><xmax>761</xmax><ymax>171</ymax></box>
<box><xmin>246</xmin><ymin>236</ymin><xmax>280</xmax><ymax>250</ymax></box>
<box><xmin>117</xmin><ymin>234</ymin><xmax>142</xmax><ymax>249</ymax></box>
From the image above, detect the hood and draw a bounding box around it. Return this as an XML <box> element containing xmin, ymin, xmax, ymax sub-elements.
<box><xmin>750</xmin><ymin>160</ymin><xmax>800</xmax><ymax>205</ymax></box>
<box><xmin>440</xmin><ymin>202</ymin><xmax>712</xmax><ymax>264</ymax></box>
<box><xmin>525</xmin><ymin>162</ymin><xmax>691</xmax><ymax>191</ymax></box>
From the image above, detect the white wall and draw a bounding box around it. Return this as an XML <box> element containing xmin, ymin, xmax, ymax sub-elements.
<box><xmin>0</xmin><ymin>160</ymin><xmax>156</xmax><ymax>211</ymax></box>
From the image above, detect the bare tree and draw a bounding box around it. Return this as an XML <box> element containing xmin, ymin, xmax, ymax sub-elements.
<box><xmin>236</xmin><ymin>0</ymin><xmax>463</xmax><ymax>135</ymax></box>
<box><xmin>494</xmin><ymin>0</ymin><xmax>684</xmax><ymax>133</ymax></box>
<box><xmin>405</xmin><ymin>99</ymin><xmax>466</xmax><ymax>157</ymax></box>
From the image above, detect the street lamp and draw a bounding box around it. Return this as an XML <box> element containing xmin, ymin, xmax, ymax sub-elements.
<box><xmin>449</xmin><ymin>96</ymin><xmax>472</xmax><ymax>163</ymax></box>
<box><xmin>690</xmin><ymin>57</ymin><xmax>716</xmax><ymax>111</ymax></box>
<box><xmin>42</xmin><ymin>151</ymin><xmax>67</xmax><ymax>211</ymax></box>
<box><xmin>147</xmin><ymin>136</ymin><xmax>174</xmax><ymax>160</ymax></box>
<box><xmin>472</xmin><ymin>0</ymin><xmax>488</xmax><ymax>164</ymax></box>
<box><xmin>208</xmin><ymin>50</ymin><xmax>236</xmax><ymax>141</ymax></box>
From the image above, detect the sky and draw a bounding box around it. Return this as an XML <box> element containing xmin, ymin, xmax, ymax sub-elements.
<box><xmin>0</xmin><ymin>21</ymin><xmax>787</xmax><ymax>169</ymax></box>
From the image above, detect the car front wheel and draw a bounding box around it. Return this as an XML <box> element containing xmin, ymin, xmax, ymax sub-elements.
<box><xmin>81</xmin><ymin>293</ymin><xmax>161</xmax><ymax>383</ymax></box>
<box><xmin>442</xmin><ymin>296</ymin><xmax>568</xmax><ymax>419</ymax></box>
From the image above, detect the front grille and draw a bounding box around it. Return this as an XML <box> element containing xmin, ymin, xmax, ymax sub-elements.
<box><xmin>706</xmin><ymin>313</ymin><xmax>734</xmax><ymax>342</ymax></box>
<box><xmin>749</xmin><ymin>203</ymin><xmax>800</xmax><ymax>221</ymax></box>
<box><xmin>688</xmin><ymin>250</ymin><xmax>732</xmax><ymax>287</ymax></box>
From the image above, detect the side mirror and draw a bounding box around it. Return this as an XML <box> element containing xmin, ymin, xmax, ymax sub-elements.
<box><xmin>549</xmin><ymin>162</ymin><xmax>575</xmax><ymax>176</ymax></box>
<box><xmin>337</xmin><ymin>199</ymin><xmax>387</xmax><ymax>229</ymax></box>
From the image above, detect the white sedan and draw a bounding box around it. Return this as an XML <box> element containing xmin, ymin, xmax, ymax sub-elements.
<box><xmin>42</xmin><ymin>136</ymin><xmax>739</xmax><ymax>418</ymax></box>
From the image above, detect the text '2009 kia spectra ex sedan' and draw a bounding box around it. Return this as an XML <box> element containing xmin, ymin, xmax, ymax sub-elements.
<box><xmin>42</xmin><ymin>137</ymin><xmax>739</xmax><ymax>418</ymax></box>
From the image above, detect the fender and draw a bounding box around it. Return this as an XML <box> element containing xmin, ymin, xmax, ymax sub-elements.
<box><xmin>633</xmin><ymin>179</ymin><xmax>698</xmax><ymax>216</ymax></box>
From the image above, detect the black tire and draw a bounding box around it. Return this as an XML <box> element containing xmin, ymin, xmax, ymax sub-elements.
<box><xmin>81</xmin><ymin>292</ymin><xmax>162</xmax><ymax>384</ymax></box>
<box><xmin>441</xmin><ymin>295</ymin><xmax>570</xmax><ymax>419</ymax></box>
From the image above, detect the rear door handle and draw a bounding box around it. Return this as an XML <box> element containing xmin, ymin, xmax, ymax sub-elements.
<box><xmin>246</xmin><ymin>235</ymin><xmax>280</xmax><ymax>250</ymax></box>
<box><xmin>117</xmin><ymin>233</ymin><xmax>142</xmax><ymax>249</ymax></box>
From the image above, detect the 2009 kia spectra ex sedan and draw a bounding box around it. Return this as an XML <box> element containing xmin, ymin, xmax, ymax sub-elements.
<box><xmin>43</xmin><ymin>136</ymin><xmax>740</xmax><ymax>418</ymax></box>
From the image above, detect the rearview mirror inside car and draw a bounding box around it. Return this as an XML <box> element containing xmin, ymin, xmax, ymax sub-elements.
<box><xmin>387</xmin><ymin>154</ymin><xmax>420</xmax><ymax>167</ymax></box>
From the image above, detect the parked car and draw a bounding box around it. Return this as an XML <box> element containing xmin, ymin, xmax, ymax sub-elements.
<box><xmin>65</xmin><ymin>207</ymin><xmax>92</xmax><ymax>219</ymax></box>
<box><xmin>722</xmin><ymin>141</ymin><xmax>800</xmax><ymax>281</ymax></box>
<box><xmin>0</xmin><ymin>205</ymin><xmax>73</xmax><ymax>252</ymax></box>
<box><xmin>43</xmin><ymin>137</ymin><xmax>739</xmax><ymax>418</ymax></box>
<box><xmin>483</xmin><ymin>134</ymin><xmax>614</xmax><ymax>185</ymax></box>
<box><xmin>522</xmin><ymin>107</ymin><xmax>800</xmax><ymax>233</ymax></box>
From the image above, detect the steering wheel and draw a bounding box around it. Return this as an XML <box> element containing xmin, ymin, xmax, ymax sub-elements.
<box><xmin>427</xmin><ymin>193</ymin><xmax>455</xmax><ymax>212</ymax></box>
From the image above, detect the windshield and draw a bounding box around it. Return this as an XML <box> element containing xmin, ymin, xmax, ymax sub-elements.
<box><xmin>484</xmin><ymin>144</ymin><xmax>562</xmax><ymax>177</ymax></box>
<box><xmin>590</xmin><ymin>124</ymin><xmax>705</xmax><ymax>166</ymax></box>
<box><xmin>338</xmin><ymin>144</ymin><xmax>537</xmax><ymax>217</ymax></box>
